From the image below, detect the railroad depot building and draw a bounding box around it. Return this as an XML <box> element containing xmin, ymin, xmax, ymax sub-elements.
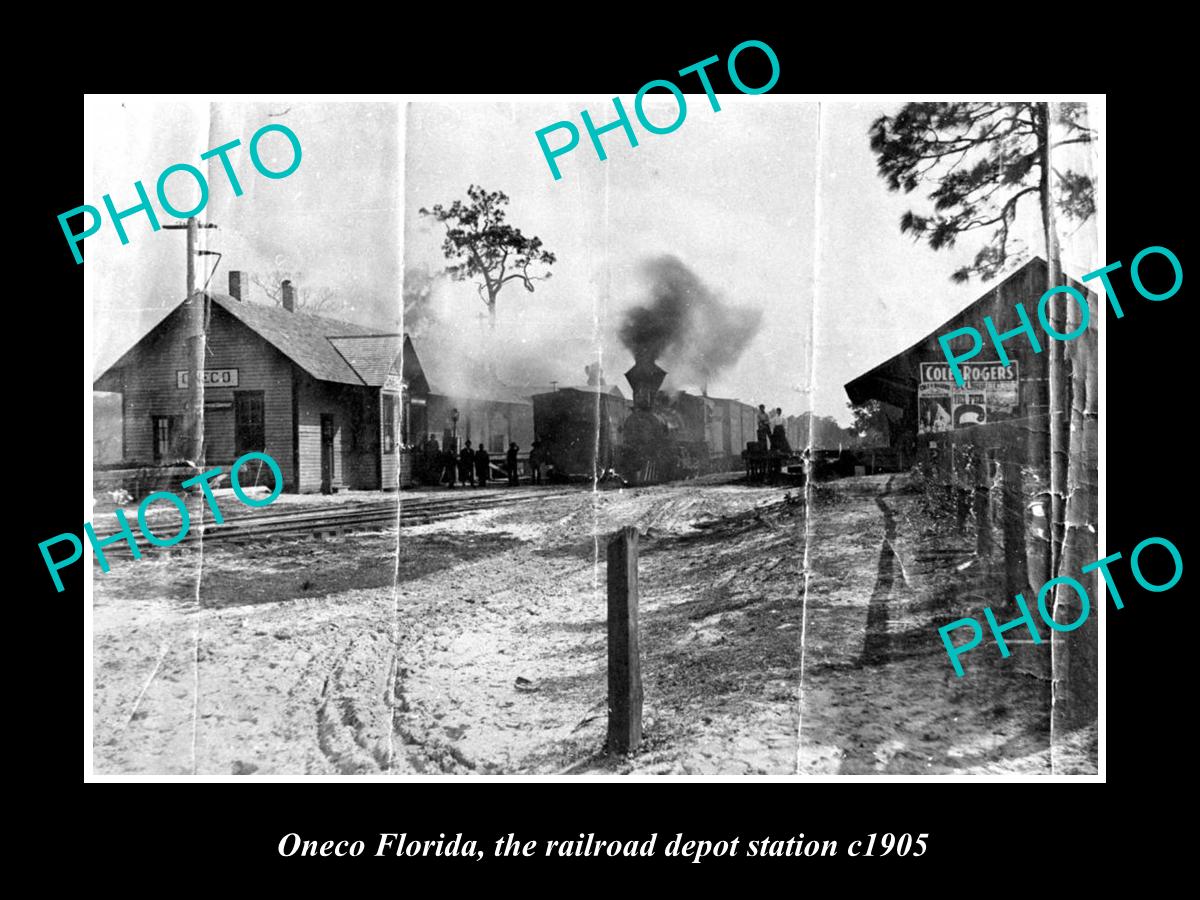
<box><xmin>93</xmin><ymin>274</ymin><xmax>430</xmax><ymax>494</ymax></box>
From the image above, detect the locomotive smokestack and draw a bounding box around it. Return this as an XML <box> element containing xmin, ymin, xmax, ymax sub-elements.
<box><xmin>625</xmin><ymin>357</ymin><xmax>667</xmax><ymax>411</ymax></box>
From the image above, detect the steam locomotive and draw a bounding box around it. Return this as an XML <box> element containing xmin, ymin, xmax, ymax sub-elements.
<box><xmin>530</xmin><ymin>359</ymin><xmax>762</xmax><ymax>485</ymax></box>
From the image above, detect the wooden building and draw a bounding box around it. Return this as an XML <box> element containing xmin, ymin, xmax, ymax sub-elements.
<box><xmin>843</xmin><ymin>255</ymin><xmax>1099</xmax><ymax>730</ymax></box>
<box><xmin>93</xmin><ymin>273</ymin><xmax>430</xmax><ymax>493</ymax></box>
<box><xmin>416</xmin><ymin>356</ymin><xmax>536</xmax><ymax>455</ymax></box>
<box><xmin>842</xmin><ymin>254</ymin><xmax>1098</xmax><ymax>597</ymax></box>
<box><xmin>842</xmin><ymin>257</ymin><xmax>1095</xmax><ymax>470</ymax></box>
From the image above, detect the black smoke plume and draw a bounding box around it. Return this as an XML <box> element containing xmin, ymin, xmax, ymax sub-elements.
<box><xmin>618</xmin><ymin>255</ymin><xmax>762</xmax><ymax>383</ymax></box>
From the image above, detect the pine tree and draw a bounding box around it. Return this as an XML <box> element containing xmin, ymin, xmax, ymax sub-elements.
<box><xmin>871</xmin><ymin>101</ymin><xmax>1100</xmax><ymax>737</ymax></box>
<box><xmin>419</xmin><ymin>185</ymin><xmax>556</xmax><ymax>329</ymax></box>
<box><xmin>869</xmin><ymin>102</ymin><xmax>1095</xmax><ymax>283</ymax></box>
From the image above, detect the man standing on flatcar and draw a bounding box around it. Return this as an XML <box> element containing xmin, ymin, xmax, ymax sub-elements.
<box><xmin>756</xmin><ymin>404</ymin><xmax>770</xmax><ymax>448</ymax></box>
<box><xmin>770</xmin><ymin>407</ymin><xmax>789</xmax><ymax>452</ymax></box>
<box><xmin>459</xmin><ymin>440</ymin><xmax>476</xmax><ymax>487</ymax></box>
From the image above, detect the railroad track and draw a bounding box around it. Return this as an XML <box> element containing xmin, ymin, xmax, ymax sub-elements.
<box><xmin>97</xmin><ymin>488</ymin><xmax>584</xmax><ymax>556</ymax></box>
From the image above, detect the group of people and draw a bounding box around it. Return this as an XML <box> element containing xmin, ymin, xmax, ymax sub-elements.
<box><xmin>756</xmin><ymin>404</ymin><xmax>792</xmax><ymax>454</ymax></box>
<box><xmin>431</xmin><ymin>439</ymin><xmax>549</xmax><ymax>489</ymax></box>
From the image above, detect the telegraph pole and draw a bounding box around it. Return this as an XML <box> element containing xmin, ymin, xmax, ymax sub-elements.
<box><xmin>1039</xmin><ymin>103</ymin><xmax>1067</xmax><ymax>582</ymax></box>
<box><xmin>164</xmin><ymin>217</ymin><xmax>218</xmax><ymax>469</ymax></box>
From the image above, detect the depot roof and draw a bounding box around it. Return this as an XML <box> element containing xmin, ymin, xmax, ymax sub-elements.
<box><xmin>94</xmin><ymin>292</ymin><xmax>426</xmax><ymax>391</ymax></box>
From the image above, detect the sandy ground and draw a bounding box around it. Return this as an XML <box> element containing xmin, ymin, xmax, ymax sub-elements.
<box><xmin>91</xmin><ymin>474</ymin><xmax>1096</xmax><ymax>775</ymax></box>
<box><xmin>798</xmin><ymin>475</ymin><xmax>1095</xmax><ymax>774</ymax></box>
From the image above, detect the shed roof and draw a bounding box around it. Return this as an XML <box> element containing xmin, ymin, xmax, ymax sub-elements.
<box><xmin>844</xmin><ymin>258</ymin><xmax>1051</xmax><ymax>408</ymax></box>
<box><xmin>328</xmin><ymin>334</ymin><xmax>404</xmax><ymax>386</ymax></box>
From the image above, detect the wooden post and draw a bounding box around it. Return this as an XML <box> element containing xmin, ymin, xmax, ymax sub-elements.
<box><xmin>975</xmin><ymin>447</ymin><xmax>993</xmax><ymax>558</ymax></box>
<box><xmin>606</xmin><ymin>526</ymin><xmax>643</xmax><ymax>754</ymax></box>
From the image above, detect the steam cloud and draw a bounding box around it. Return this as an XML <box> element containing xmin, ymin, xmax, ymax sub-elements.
<box><xmin>618</xmin><ymin>255</ymin><xmax>762</xmax><ymax>385</ymax></box>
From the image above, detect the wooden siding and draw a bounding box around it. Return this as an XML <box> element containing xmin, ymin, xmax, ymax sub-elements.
<box><xmin>705</xmin><ymin>398</ymin><xmax>758</xmax><ymax>458</ymax></box>
<box><xmin>380</xmin><ymin>389</ymin><xmax>399</xmax><ymax>490</ymax></box>
<box><xmin>426</xmin><ymin>394</ymin><xmax>535</xmax><ymax>453</ymax></box>
<box><xmin>293</xmin><ymin>374</ymin><xmax>382</xmax><ymax>492</ymax></box>
<box><xmin>115</xmin><ymin>301</ymin><xmax>297</xmax><ymax>491</ymax></box>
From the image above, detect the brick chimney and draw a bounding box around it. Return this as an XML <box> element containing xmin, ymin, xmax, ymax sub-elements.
<box><xmin>281</xmin><ymin>279</ymin><xmax>295</xmax><ymax>312</ymax></box>
<box><xmin>228</xmin><ymin>270</ymin><xmax>244</xmax><ymax>301</ymax></box>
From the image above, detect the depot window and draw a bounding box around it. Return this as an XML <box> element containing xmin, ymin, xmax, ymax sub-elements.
<box><xmin>234</xmin><ymin>391</ymin><xmax>265</xmax><ymax>456</ymax></box>
<box><xmin>382</xmin><ymin>393</ymin><xmax>397</xmax><ymax>453</ymax></box>
<box><xmin>151</xmin><ymin>415</ymin><xmax>175</xmax><ymax>462</ymax></box>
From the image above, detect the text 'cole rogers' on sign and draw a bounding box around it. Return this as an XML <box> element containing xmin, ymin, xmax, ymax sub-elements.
<box><xmin>534</xmin><ymin>40</ymin><xmax>780</xmax><ymax>181</ymax></box>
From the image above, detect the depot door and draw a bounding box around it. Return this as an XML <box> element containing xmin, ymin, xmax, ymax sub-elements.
<box><xmin>320</xmin><ymin>414</ymin><xmax>335</xmax><ymax>494</ymax></box>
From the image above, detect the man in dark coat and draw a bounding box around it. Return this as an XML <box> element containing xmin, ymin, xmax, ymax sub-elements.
<box><xmin>474</xmin><ymin>444</ymin><xmax>490</xmax><ymax>487</ymax></box>
<box><xmin>442</xmin><ymin>446</ymin><xmax>456</xmax><ymax>488</ymax></box>
<box><xmin>771</xmin><ymin>407</ymin><xmax>790</xmax><ymax>453</ymax></box>
<box><xmin>459</xmin><ymin>440</ymin><xmax>476</xmax><ymax>486</ymax></box>
<box><xmin>506</xmin><ymin>442</ymin><xmax>520</xmax><ymax>486</ymax></box>
<box><xmin>529</xmin><ymin>441</ymin><xmax>543</xmax><ymax>485</ymax></box>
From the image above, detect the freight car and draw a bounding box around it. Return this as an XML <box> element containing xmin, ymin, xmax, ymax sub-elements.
<box><xmin>530</xmin><ymin>383</ymin><xmax>627</xmax><ymax>481</ymax></box>
<box><xmin>703</xmin><ymin>395</ymin><xmax>760</xmax><ymax>470</ymax></box>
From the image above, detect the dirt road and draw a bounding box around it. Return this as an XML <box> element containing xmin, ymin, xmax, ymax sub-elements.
<box><xmin>92</xmin><ymin>475</ymin><xmax>1095</xmax><ymax>775</ymax></box>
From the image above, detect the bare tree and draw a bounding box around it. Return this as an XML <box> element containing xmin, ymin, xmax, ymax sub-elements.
<box><xmin>251</xmin><ymin>270</ymin><xmax>344</xmax><ymax>315</ymax></box>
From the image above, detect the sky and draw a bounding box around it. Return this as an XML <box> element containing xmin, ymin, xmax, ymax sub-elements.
<box><xmin>87</xmin><ymin>98</ymin><xmax>1099</xmax><ymax>425</ymax></box>
<box><xmin>86</xmin><ymin>100</ymin><xmax>402</xmax><ymax>368</ymax></box>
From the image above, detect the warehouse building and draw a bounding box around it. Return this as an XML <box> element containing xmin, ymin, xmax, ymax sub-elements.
<box><xmin>93</xmin><ymin>274</ymin><xmax>429</xmax><ymax>493</ymax></box>
<box><xmin>843</xmin><ymin>255</ymin><xmax>1098</xmax><ymax>731</ymax></box>
<box><xmin>417</xmin><ymin>357</ymin><xmax>536</xmax><ymax>456</ymax></box>
<box><xmin>841</xmin><ymin>257</ymin><xmax>1091</xmax><ymax>469</ymax></box>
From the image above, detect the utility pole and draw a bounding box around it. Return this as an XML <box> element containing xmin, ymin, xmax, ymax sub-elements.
<box><xmin>164</xmin><ymin>217</ymin><xmax>218</xmax><ymax>469</ymax></box>
<box><xmin>1039</xmin><ymin>103</ymin><xmax>1067</xmax><ymax>582</ymax></box>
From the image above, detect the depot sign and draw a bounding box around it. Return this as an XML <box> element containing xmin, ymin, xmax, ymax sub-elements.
<box><xmin>919</xmin><ymin>362</ymin><xmax>1016</xmax><ymax>384</ymax></box>
<box><xmin>177</xmin><ymin>368</ymin><xmax>239</xmax><ymax>388</ymax></box>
